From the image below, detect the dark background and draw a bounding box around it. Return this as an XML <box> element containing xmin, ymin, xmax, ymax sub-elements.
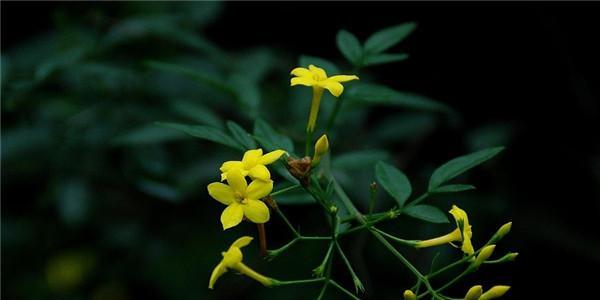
<box><xmin>3</xmin><ymin>2</ymin><xmax>600</xmax><ymax>299</ymax></box>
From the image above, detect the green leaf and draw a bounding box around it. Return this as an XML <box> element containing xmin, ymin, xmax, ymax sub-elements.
<box><xmin>156</xmin><ymin>122</ymin><xmax>242</xmax><ymax>150</ymax></box>
<box><xmin>364</xmin><ymin>22</ymin><xmax>417</xmax><ymax>54</ymax></box>
<box><xmin>428</xmin><ymin>147</ymin><xmax>505</xmax><ymax>191</ymax></box>
<box><xmin>363</xmin><ymin>53</ymin><xmax>409</xmax><ymax>67</ymax></box>
<box><xmin>253</xmin><ymin>119</ymin><xmax>294</xmax><ymax>153</ymax></box>
<box><xmin>431</xmin><ymin>184</ymin><xmax>476</xmax><ymax>193</ymax></box>
<box><xmin>375</xmin><ymin>161</ymin><xmax>412</xmax><ymax>208</ymax></box>
<box><xmin>332</xmin><ymin>150</ymin><xmax>390</xmax><ymax>170</ymax></box>
<box><xmin>169</xmin><ymin>100</ymin><xmax>223</xmax><ymax>128</ymax></box>
<box><xmin>345</xmin><ymin>83</ymin><xmax>452</xmax><ymax>113</ymax></box>
<box><xmin>227</xmin><ymin>121</ymin><xmax>256</xmax><ymax>150</ymax></box>
<box><xmin>112</xmin><ymin>125</ymin><xmax>187</xmax><ymax>146</ymax></box>
<box><xmin>336</xmin><ymin>30</ymin><xmax>363</xmax><ymax>66</ymax></box>
<box><xmin>299</xmin><ymin>55</ymin><xmax>340</xmax><ymax>74</ymax></box>
<box><xmin>403</xmin><ymin>205</ymin><xmax>449</xmax><ymax>223</ymax></box>
<box><xmin>274</xmin><ymin>191</ymin><xmax>316</xmax><ymax>205</ymax></box>
<box><xmin>228</xmin><ymin>75</ymin><xmax>261</xmax><ymax>118</ymax></box>
<box><xmin>145</xmin><ymin>61</ymin><xmax>232</xmax><ymax>94</ymax></box>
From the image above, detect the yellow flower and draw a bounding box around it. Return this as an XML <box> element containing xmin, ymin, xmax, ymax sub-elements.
<box><xmin>479</xmin><ymin>286</ymin><xmax>510</xmax><ymax>300</ymax></box>
<box><xmin>403</xmin><ymin>290</ymin><xmax>417</xmax><ymax>300</ymax></box>
<box><xmin>464</xmin><ymin>285</ymin><xmax>483</xmax><ymax>300</ymax></box>
<box><xmin>209</xmin><ymin>236</ymin><xmax>274</xmax><ymax>289</ymax></box>
<box><xmin>220</xmin><ymin>148</ymin><xmax>286</xmax><ymax>182</ymax></box>
<box><xmin>312</xmin><ymin>134</ymin><xmax>329</xmax><ymax>166</ymax></box>
<box><xmin>415</xmin><ymin>205</ymin><xmax>474</xmax><ymax>255</ymax></box>
<box><xmin>290</xmin><ymin>64</ymin><xmax>358</xmax><ymax>132</ymax></box>
<box><xmin>208</xmin><ymin>168</ymin><xmax>272</xmax><ymax>230</ymax></box>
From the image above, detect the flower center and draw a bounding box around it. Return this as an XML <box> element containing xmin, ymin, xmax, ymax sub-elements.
<box><xmin>234</xmin><ymin>192</ymin><xmax>248</xmax><ymax>204</ymax></box>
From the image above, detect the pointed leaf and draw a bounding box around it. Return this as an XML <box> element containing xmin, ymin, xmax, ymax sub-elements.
<box><xmin>363</xmin><ymin>53</ymin><xmax>409</xmax><ymax>67</ymax></box>
<box><xmin>431</xmin><ymin>184</ymin><xmax>476</xmax><ymax>194</ymax></box>
<box><xmin>336</xmin><ymin>30</ymin><xmax>363</xmax><ymax>66</ymax></box>
<box><xmin>428</xmin><ymin>147</ymin><xmax>505</xmax><ymax>191</ymax></box>
<box><xmin>375</xmin><ymin>161</ymin><xmax>412</xmax><ymax>208</ymax></box>
<box><xmin>345</xmin><ymin>83</ymin><xmax>452</xmax><ymax>114</ymax></box>
<box><xmin>364</xmin><ymin>22</ymin><xmax>417</xmax><ymax>54</ymax></box>
<box><xmin>403</xmin><ymin>205</ymin><xmax>449</xmax><ymax>223</ymax></box>
<box><xmin>332</xmin><ymin>150</ymin><xmax>390</xmax><ymax>171</ymax></box>
<box><xmin>253</xmin><ymin>119</ymin><xmax>294</xmax><ymax>153</ymax></box>
<box><xmin>156</xmin><ymin>122</ymin><xmax>242</xmax><ymax>150</ymax></box>
<box><xmin>227</xmin><ymin>121</ymin><xmax>256</xmax><ymax>150</ymax></box>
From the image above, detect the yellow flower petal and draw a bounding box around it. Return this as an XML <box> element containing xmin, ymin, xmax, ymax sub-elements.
<box><xmin>242</xmin><ymin>199</ymin><xmax>270</xmax><ymax>223</ymax></box>
<box><xmin>208</xmin><ymin>263</ymin><xmax>227</xmax><ymax>289</ymax></box>
<box><xmin>222</xmin><ymin>246</ymin><xmax>243</xmax><ymax>267</ymax></box>
<box><xmin>291</xmin><ymin>76</ymin><xmax>316</xmax><ymax>87</ymax></box>
<box><xmin>290</xmin><ymin>67</ymin><xmax>312</xmax><ymax>78</ymax></box>
<box><xmin>259</xmin><ymin>149</ymin><xmax>286</xmax><ymax>165</ymax></box>
<box><xmin>309</xmin><ymin>64</ymin><xmax>327</xmax><ymax>80</ymax></box>
<box><xmin>242</xmin><ymin>149</ymin><xmax>263</xmax><ymax>169</ymax></box>
<box><xmin>221</xmin><ymin>203</ymin><xmax>244</xmax><ymax>230</ymax></box>
<box><xmin>246</xmin><ymin>179</ymin><xmax>273</xmax><ymax>200</ymax></box>
<box><xmin>219</xmin><ymin>160</ymin><xmax>243</xmax><ymax>173</ymax></box>
<box><xmin>226</xmin><ymin>168</ymin><xmax>247</xmax><ymax>194</ymax></box>
<box><xmin>248</xmin><ymin>165</ymin><xmax>271</xmax><ymax>181</ymax></box>
<box><xmin>328</xmin><ymin>75</ymin><xmax>359</xmax><ymax>83</ymax></box>
<box><xmin>480</xmin><ymin>286</ymin><xmax>510</xmax><ymax>300</ymax></box>
<box><xmin>321</xmin><ymin>80</ymin><xmax>344</xmax><ymax>97</ymax></box>
<box><xmin>207</xmin><ymin>182</ymin><xmax>236</xmax><ymax>205</ymax></box>
<box><xmin>231</xmin><ymin>236</ymin><xmax>253</xmax><ymax>248</ymax></box>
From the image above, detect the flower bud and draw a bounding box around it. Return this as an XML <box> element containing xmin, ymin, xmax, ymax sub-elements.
<box><xmin>490</xmin><ymin>222</ymin><xmax>512</xmax><ymax>244</ymax></box>
<box><xmin>312</xmin><ymin>134</ymin><xmax>329</xmax><ymax>166</ymax></box>
<box><xmin>473</xmin><ymin>245</ymin><xmax>496</xmax><ymax>268</ymax></box>
<box><xmin>480</xmin><ymin>285</ymin><xmax>511</xmax><ymax>300</ymax></box>
<box><xmin>464</xmin><ymin>285</ymin><xmax>483</xmax><ymax>300</ymax></box>
<box><xmin>403</xmin><ymin>290</ymin><xmax>417</xmax><ymax>300</ymax></box>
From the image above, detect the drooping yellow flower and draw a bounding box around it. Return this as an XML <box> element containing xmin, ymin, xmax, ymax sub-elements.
<box><xmin>464</xmin><ymin>285</ymin><xmax>483</xmax><ymax>300</ymax></box>
<box><xmin>220</xmin><ymin>148</ymin><xmax>286</xmax><ymax>181</ymax></box>
<box><xmin>290</xmin><ymin>64</ymin><xmax>358</xmax><ymax>132</ymax></box>
<box><xmin>415</xmin><ymin>205</ymin><xmax>474</xmax><ymax>255</ymax></box>
<box><xmin>479</xmin><ymin>286</ymin><xmax>511</xmax><ymax>300</ymax></box>
<box><xmin>208</xmin><ymin>168</ymin><xmax>272</xmax><ymax>230</ymax></box>
<box><xmin>311</xmin><ymin>134</ymin><xmax>329</xmax><ymax>166</ymax></box>
<box><xmin>209</xmin><ymin>236</ymin><xmax>274</xmax><ymax>289</ymax></box>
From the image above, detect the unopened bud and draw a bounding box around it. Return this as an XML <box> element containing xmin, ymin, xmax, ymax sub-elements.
<box><xmin>480</xmin><ymin>285</ymin><xmax>511</xmax><ymax>300</ymax></box>
<box><xmin>464</xmin><ymin>285</ymin><xmax>483</xmax><ymax>300</ymax></box>
<box><xmin>473</xmin><ymin>245</ymin><xmax>496</xmax><ymax>268</ymax></box>
<box><xmin>490</xmin><ymin>222</ymin><xmax>512</xmax><ymax>244</ymax></box>
<box><xmin>403</xmin><ymin>290</ymin><xmax>416</xmax><ymax>300</ymax></box>
<box><xmin>312</xmin><ymin>135</ymin><xmax>329</xmax><ymax>166</ymax></box>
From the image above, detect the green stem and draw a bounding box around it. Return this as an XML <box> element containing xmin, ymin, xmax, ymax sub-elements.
<box><xmin>306</xmin><ymin>129</ymin><xmax>313</xmax><ymax>157</ymax></box>
<box><xmin>335</xmin><ymin>241</ymin><xmax>365</xmax><ymax>293</ymax></box>
<box><xmin>275</xmin><ymin>206</ymin><xmax>300</xmax><ymax>237</ymax></box>
<box><xmin>330</xmin><ymin>280</ymin><xmax>362</xmax><ymax>300</ymax></box>
<box><xmin>411</xmin><ymin>192</ymin><xmax>429</xmax><ymax>205</ymax></box>
<box><xmin>272</xmin><ymin>277</ymin><xmax>326</xmax><ymax>286</ymax></box>
<box><xmin>316</xmin><ymin>282</ymin><xmax>329</xmax><ymax>300</ymax></box>
<box><xmin>325</xmin><ymin>96</ymin><xmax>345</xmax><ymax>132</ymax></box>
<box><xmin>372</xmin><ymin>227</ymin><xmax>417</xmax><ymax>247</ymax></box>
<box><xmin>271</xmin><ymin>184</ymin><xmax>301</xmax><ymax>196</ymax></box>
<box><xmin>419</xmin><ymin>269</ymin><xmax>471</xmax><ymax>298</ymax></box>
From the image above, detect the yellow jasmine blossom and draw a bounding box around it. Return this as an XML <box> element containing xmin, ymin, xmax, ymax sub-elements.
<box><xmin>403</xmin><ymin>290</ymin><xmax>417</xmax><ymax>300</ymax></box>
<box><xmin>311</xmin><ymin>134</ymin><xmax>329</xmax><ymax>166</ymax></box>
<box><xmin>209</xmin><ymin>236</ymin><xmax>274</xmax><ymax>289</ymax></box>
<box><xmin>220</xmin><ymin>148</ymin><xmax>286</xmax><ymax>181</ymax></box>
<box><xmin>464</xmin><ymin>285</ymin><xmax>483</xmax><ymax>300</ymax></box>
<box><xmin>208</xmin><ymin>168</ymin><xmax>272</xmax><ymax>230</ymax></box>
<box><xmin>290</xmin><ymin>64</ymin><xmax>359</xmax><ymax>132</ymax></box>
<box><xmin>415</xmin><ymin>205</ymin><xmax>474</xmax><ymax>255</ymax></box>
<box><xmin>479</xmin><ymin>286</ymin><xmax>511</xmax><ymax>300</ymax></box>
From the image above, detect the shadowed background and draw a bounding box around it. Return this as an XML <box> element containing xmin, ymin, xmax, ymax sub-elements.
<box><xmin>2</xmin><ymin>2</ymin><xmax>599</xmax><ymax>299</ymax></box>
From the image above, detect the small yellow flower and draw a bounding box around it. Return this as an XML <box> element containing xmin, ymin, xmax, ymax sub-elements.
<box><xmin>415</xmin><ymin>205</ymin><xmax>474</xmax><ymax>255</ymax></box>
<box><xmin>220</xmin><ymin>148</ymin><xmax>286</xmax><ymax>182</ymax></box>
<box><xmin>464</xmin><ymin>285</ymin><xmax>483</xmax><ymax>300</ymax></box>
<box><xmin>209</xmin><ymin>236</ymin><xmax>274</xmax><ymax>289</ymax></box>
<box><xmin>479</xmin><ymin>285</ymin><xmax>510</xmax><ymax>300</ymax></box>
<box><xmin>290</xmin><ymin>64</ymin><xmax>358</xmax><ymax>132</ymax></box>
<box><xmin>403</xmin><ymin>290</ymin><xmax>417</xmax><ymax>300</ymax></box>
<box><xmin>208</xmin><ymin>168</ymin><xmax>272</xmax><ymax>230</ymax></box>
<box><xmin>312</xmin><ymin>134</ymin><xmax>329</xmax><ymax>166</ymax></box>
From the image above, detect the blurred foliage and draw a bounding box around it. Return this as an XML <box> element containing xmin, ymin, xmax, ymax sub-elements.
<box><xmin>2</xmin><ymin>3</ymin><xmax>516</xmax><ymax>300</ymax></box>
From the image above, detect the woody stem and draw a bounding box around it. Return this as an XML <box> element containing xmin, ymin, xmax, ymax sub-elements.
<box><xmin>257</xmin><ymin>223</ymin><xmax>268</xmax><ymax>257</ymax></box>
